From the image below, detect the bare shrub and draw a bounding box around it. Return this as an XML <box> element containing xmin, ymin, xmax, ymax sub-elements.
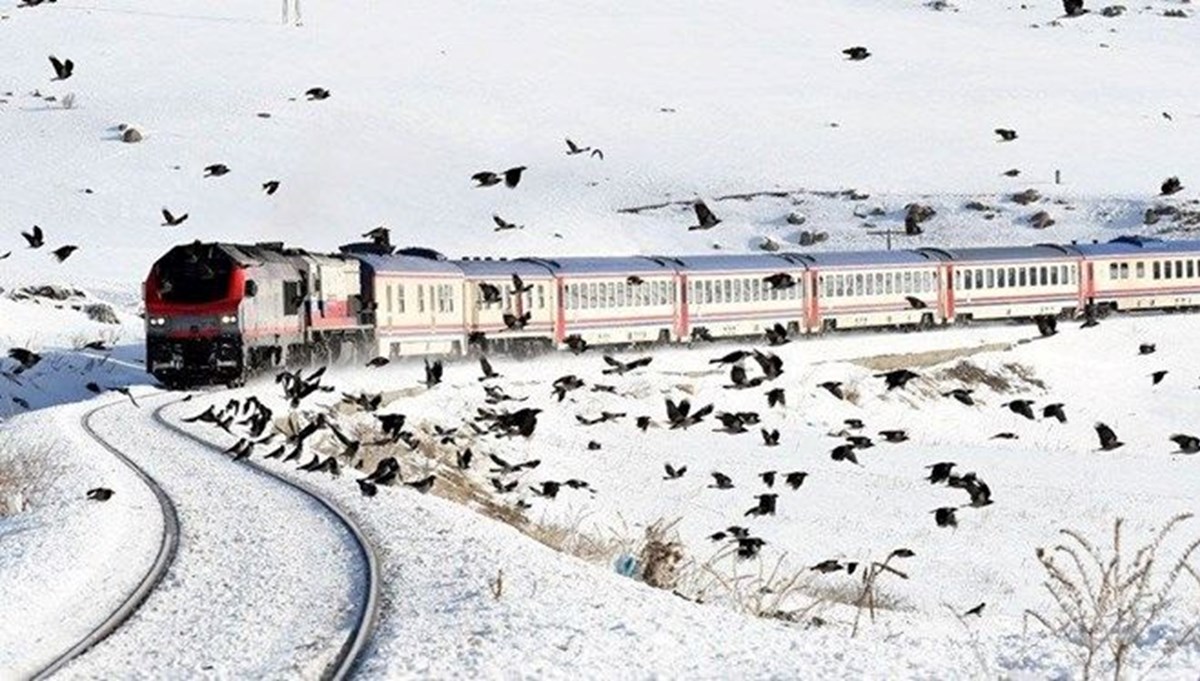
<box><xmin>851</xmin><ymin>549</ymin><xmax>916</xmax><ymax>636</ymax></box>
<box><xmin>684</xmin><ymin>549</ymin><xmax>825</xmax><ymax>623</ymax></box>
<box><xmin>0</xmin><ymin>440</ymin><xmax>61</xmax><ymax>516</ymax></box>
<box><xmin>1024</xmin><ymin>514</ymin><xmax>1200</xmax><ymax>679</ymax></box>
<box><xmin>638</xmin><ymin>519</ymin><xmax>684</xmax><ymax>590</ymax></box>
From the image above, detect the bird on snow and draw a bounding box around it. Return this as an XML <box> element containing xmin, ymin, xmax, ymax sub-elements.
<box><xmin>926</xmin><ymin>462</ymin><xmax>956</xmax><ymax>484</ymax></box>
<box><xmin>994</xmin><ymin>128</ymin><xmax>1018</xmax><ymax>142</ymax></box>
<box><xmin>784</xmin><ymin>471</ymin><xmax>808</xmax><ymax>489</ymax></box>
<box><xmin>963</xmin><ymin>602</ymin><xmax>986</xmax><ymax>617</ymax></box>
<box><xmin>1035</xmin><ymin>315</ymin><xmax>1059</xmax><ymax>337</ymax></box>
<box><xmin>933</xmin><ymin>507</ymin><xmax>958</xmax><ymax>528</ymax></box>
<box><xmin>879</xmin><ymin>429</ymin><xmax>908</xmax><ymax>443</ymax></box>
<box><xmin>1161</xmin><ymin>177</ymin><xmax>1184</xmax><ymax>196</ymax></box>
<box><xmin>1003</xmin><ymin>399</ymin><xmax>1036</xmax><ymax>420</ymax></box>
<box><xmin>708</xmin><ymin>472</ymin><xmax>735</xmax><ymax>490</ymax></box>
<box><xmin>744</xmin><ymin>493</ymin><xmax>778</xmax><ymax>517</ymax></box>
<box><xmin>761</xmin><ymin>429</ymin><xmax>780</xmax><ymax>447</ymax></box>
<box><xmin>1138</xmin><ymin>343</ymin><xmax>1156</xmax><ymax>355</ymax></box>
<box><xmin>478</xmin><ymin>356</ymin><xmax>501</xmax><ymax>381</ymax></box>
<box><xmin>366</xmin><ymin>356</ymin><xmax>389</xmax><ymax>368</ymax></box>
<box><xmin>764</xmin><ymin>323</ymin><xmax>790</xmax><ymax>347</ymax></box>
<box><xmin>687</xmin><ymin>200</ymin><xmax>721</xmax><ymax>231</ymax></box>
<box><xmin>943</xmin><ymin>388</ymin><xmax>975</xmax><ymax>406</ymax></box>
<box><xmin>1062</xmin><ymin>0</ymin><xmax>1087</xmax><ymax>17</ymax></box>
<box><xmin>86</xmin><ymin>487</ymin><xmax>114</xmax><ymax>501</ymax></box>
<box><xmin>203</xmin><ymin>164</ymin><xmax>230</xmax><ymax>177</ymax></box>
<box><xmin>423</xmin><ymin>359</ymin><xmax>444</xmax><ymax>387</ymax></box>
<box><xmin>831</xmin><ymin>444</ymin><xmax>860</xmax><ymax>465</ymax></box>
<box><xmin>876</xmin><ymin>369</ymin><xmax>918</xmax><ymax>390</ymax></box>
<box><xmin>1043</xmin><ymin>403</ymin><xmax>1067</xmax><ymax>423</ymax></box>
<box><xmin>1169</xmin><ymin>434</ymin><xmax>1200</xmax><ymax>454</ymax></box>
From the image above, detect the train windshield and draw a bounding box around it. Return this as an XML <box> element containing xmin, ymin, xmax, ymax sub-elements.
<box><xmin>155</xmin><ymin>244</ymin><xmax>234</xmax><ymax>304</ymax></box>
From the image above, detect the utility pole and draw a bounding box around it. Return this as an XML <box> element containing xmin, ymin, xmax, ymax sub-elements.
<box><xmin>868</xmin><ymin>227</ymin><xmax>900</xmax><ymax>251</ymax></box>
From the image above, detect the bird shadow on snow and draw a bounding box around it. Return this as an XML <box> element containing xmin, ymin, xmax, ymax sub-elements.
<box><xmin>0</xmin><ymin>345</ymin><xmax>155</xmax><ymax>421</ymax></box>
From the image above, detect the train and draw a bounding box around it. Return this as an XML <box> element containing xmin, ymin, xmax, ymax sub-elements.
<box><xmin>144</xmin><ymin>236</ymin><xmax>1200</xmax><ymax>387</ymax></box>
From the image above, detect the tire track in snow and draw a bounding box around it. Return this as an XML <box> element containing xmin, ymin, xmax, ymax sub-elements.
<box><xmin>29</xmin><ymin>399</ymin><xmax>183</xmax><ymax>680</ymax></box>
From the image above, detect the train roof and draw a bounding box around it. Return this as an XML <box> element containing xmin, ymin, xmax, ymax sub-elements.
<box><xmin>351</xmin><ymin>253</ymin><xmax>463</xmax><ymax>275</ymax></box>
<box><xmin>454</xmin><ymin>257</ymin><xmax>556</xmax><ymax>278</ymax></box>
<box><xmin>917</xmin><ymin>244</ymin><xmax>1076</xmax><ymax>264</ymax></box>
<box><xmin>541</xmin><ymin>256</ymin><xmax>681</xmax><ymax>275</ymax></box>
<box><xmin>665</xmin><ymin>253</ymin><xmax>813</xmax><ymax>273</ymax></box>
<box><xmin>1066</xmin><ymin>236</ymin><xmax>1200</xmax><ymax>258</ymax></box>
<box><xmin>802</xmin><ymin>249</ymin><xmax>942</xmax><ymax>268</ymax></box>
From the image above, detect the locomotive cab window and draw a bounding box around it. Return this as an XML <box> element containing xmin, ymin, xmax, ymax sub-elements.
<box><xmin>282</xmin><ymin>281</ymin><xmax>303</xmax><ymax>316</ymax></box>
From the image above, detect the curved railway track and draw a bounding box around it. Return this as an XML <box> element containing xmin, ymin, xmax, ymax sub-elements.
<box><xmin>31</xmin><ymin>395</ymin><xmax>379</xmax><ymax>680</ymax></box>
<box><xmin>151</xmin><ymin>400</ymin><xmax>381</xmax><ymax>680</ymax></box>
<box><xmin>30</xmin><ymin>400</ymin><xmax>182</xmax><ymax>680</ymax></box>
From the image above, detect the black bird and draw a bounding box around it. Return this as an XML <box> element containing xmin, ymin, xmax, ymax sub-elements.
<box><xmin>845</xmin><ymin>435</ymin><xmax>873</xmax><ymax>449</ymax></box>
<box><xmin>745</xmin><ymin>493</ymin><xmax>778</xmax><ymax>517</ymax></box>
<box><xmin>86</xmin><ymin>487</ymin><xmax>114</xmax><ymax>501</ymax></box>
<box><xmin>471</xmin><ymin>171</ymin><xmax>501</xmax><ymax>187</ymax></box>
<box><xmin>552</xmin><ymin>375</ymin><xmax>585</xmax><ymax>401</ymax></box>
<box><xmin>366</xmin><ymin>356</ymin><xmax>390</xmax><ymax>368</ymax></box>
<box><xmin>766</xmin><ymin>387</ymin><xmax>786</xmax><ymax>408</ymax></box>
<box><xmin>357</xmin><ymin>479</ymin><xmax>378</xmax><ymax>497</ymax></box>
<box><xmin>831</xmin><ymin>444</ymin><xmax>860</xmax><ymax>465</ymax></box>
<box><xmin>764</xmin><ymin>323</ymin><xmax>789</xmax><ymax>347</ymax></box>
<box><xmin>752</xmin><ymin>350</ymin><xmax>784</xmax><ymax>381</ymax></box>
<box><xmin>424</xmin><ymin>359</ymin><xmax>444</xmax><ymax>387</ymax></box>
<box><xmin>904</xmin><ymin>296</ymin><xmax>927</xmax><ymax>310</ymax></box>
<box><xmin>264</xmin><ymin>445</ymin><xmax>286</xmax><ymax>460</ymax></box>
<box><xmin>0</xmin><ymin>252</ymin><xmax>9</xmax><ymax>260</ymax></box>
<box><xmin>691</xmin><ymin>328</ymin><xmax>715</xmax><ymax>343</ymax></box>
<box><xmin>8</xmin><ymin>348</ymin><xmax>42</xmax><ymax>372</ymax></box>
<box><xmin>488</xmin><ymin>453</ymin><xmax>541</xmax><ymax>474</ymax></box>
<box><xmin>502</xmin><ymin>311</ymin><xmax>532</xmax><ymax>331</ymax></box>
<box><xmin>82</xmin><ymin>340</ymin><xmax>110</xmax><ymax>351</ymax></box>
<box><xmin>161</xmin><ymin>208</ymin><xmax>188</xmax><ymax>227</ymax></box>
<box><xmin>844</xmin><ymin>419</ymin><xmax>864</xmax><ymax>430</ymax></box>
<box><xmin>478</xmin><ymin>356</ymin><xmax>501</xmax><ymax>381</ymax></box>
<box><xmin>708</xmin><ymin>472</ymin><xmax>734</xmax><ymax>490</ymax></box>
<box><xmin>666</xmin><ymin>398</ymin><xmax>714</xmax><ymax>429</ymax></box>
<box><xmin>509</xmin><ymin>274</ymin><xmax>533</xmax><ymax>296</ymax></box>
<box><xmin>637</xmin><ymin>416</ymin><xmax>652</xmax><ymax>431</ymax></box>
<box><xmin>602</xmin><ymin>355</ymin><xmax>653</xmax><ymax>375</ymax></box>
<box><xmin>363</xmin><ymin>226</ymin><xmax>391</xmax><ymax>247</ymax></box>
<box><xmin>736</xmin><ymin>537</ymin><xmax>766</xmax><ymax>559</ymax></box>
<box><xmin>626</xmin><ymin>275</ymin><xmax>644</xmax><ymax>286</ymax></box>
<box><xmin>493</xmin><ymin>215</ymin><xmax>523</xmax><ymax>232</ymax></box>
<box><xmin>1169</xmin><ymin>434</ymin><xmax>1200</xmax><ymax>454</ymax></box>
<box><xmin>964</xmin><ymin>602</ymin><xmax>986</xmax><ymax>617</ymax></box>
<box><xmin>926</xmin><ymin>462</ymin><xmax>956</xmax><ymax>484</ymax></box>
<box><xmin>876</xmin><ymin>369</ymin><xmax>918</xmax><ymax>391</ymax></box>
<box><xmin>263</xmin><ymin>180</ymin><xmax>281</xmax><ymax>195</ymax></box>
<box><xmin>565</xmin><ymin>138</ymin><xmax>591</xmax><ymax>155</ymax></box>
<box><xmin>715</xmin><ymin>412</ymin><xmax>750</xmax><ymax>434</ymax></box>
<box><xmin>49</xmin><ymin>55</ymin><xmax>74</xmax><ymax>80</ymax></box>
<box><xmin>761</xmin><ymin>429</ymin><xmax>780</xmax><ymax>447</ymax></box>
<box><xmin>819</xmin><ymin>381</ymin><xmax>845</xmax><ymax>400</ymax></box>
<box><xmin>943</xmin><ymin>388</ymin><xmax>975</xmax><ymax>406</ymax></box>
<box><xmin>994</xmin><ymin>128</ymin><xmax>1018</xmax><ymax>142</ymax></box>
<box><xmin>687</xmin><ymin>200</ymin><xmax>721</xmax><ymax>231</ymax></box>
<box><xmin>305</xmin><ymin>87</ymin><xmax>331</xmax><ymax>101</ymax></box>
<box><xmin>1138</xmin><ymin>343</ymin><xmax>1156</xmax><ymax>355</ymax></box>
<box><xmin>1035</xmin><ymin>315</ymin><xmax>1059</xmax><ymax>337</ymax></box>
<box><xmin>784</xmin><ymin>471</ymin><xmax>808</xmax><ymax>490</ymax></box>
<box><xmin>811</xmin><ymin>560</ymin><xmax>850</xmax><ymax>574</ymax></box>
<box><xmin>992</xmin><ymin>432</ymin><xmax>1019</xmax><ymax>440</ymax></box>
<box><xmin>1062</xmin><ymin>0</ymin><xmax>1086</xmax><ymax>16</ymax></box>
<box><xmin>663</xmin><ymin>463</ymin><xmax>687</xmax><ymax>480</ymax></box>
<box><xmin>504</xmin><ymin>166</ymin><xmax>527</xmax><ymax>188</ymax></box>
<box><xmin>1003</xmin><ymin>399</ymin><xmax>1036</xmax><ymax>420</ymax></box>
<box><xmin>1003</xmin><ymin>169</ymin><xmax>1021</xmax><ymax>177</ymax></box>
<box><xmin>478</xmin><ymin>282</ymin><xmax>502</xmax><ymax>304</ymax></box>
<box><xmin>564</xmin><ymin>334</ymin><xmax>589</xmax><ymax>354</ymax></box>
<box><xmin>21</xmin><ymin>225</ymin><xmax>44</xmax><ymax>248</ymax></box>
<box><xmin>842</xmin><ymin>46</ymin><xmax>870</xmax><ymax>61</ymax></box>
<box><xmin>1095</xmin><ymin>422</ymin><xmax>1124</xmax><ymax>451</ymax></box>
<box><xmin>933</xmin><ymin>507</ymin><xmax>958</xmax><ymax>528</ymax></box>
<box><xmin>1043</xmin><ymin>403</ymin><xmax>1067</xmax><ymax>423</ymax></box>
<box><xmin>203</xmin><ymin>164</ymin><xmax>230</xmax><ymax>177</ymax></box>
<box><xmin>491</xmin><ymin>478</ymin><xmax>518</xmax><ymax>494</ymax></box>
<box><xmin>879</xmin><ymin>429</ymin><xmax>908</xmax><ymax>443</ymax></box>
<box><xmin>763</xmin><ymin>273</ymin><xmax>796</xmax><ymax>290</ymax></box>
<box><xmin>1151</xmin><ymin>370</ymin><xmax>1168</xmax><ymax>385</ymax></box>
<box><xmin>454</xmin><ymin>447</ymin><xmax>474</xmax><ymax>469</ymax></box>
<box><xmin>1161</xmin><ymin>177</ymin><xmax>1184</xmax><ymax>196</ymax></box>
<box><xmin>52</xmin><ymin>245</ymin><xmax>78</xmax><ymax>262</ymax></box>
<box><xmin>406</xmin><ymin>475</ymin><xmax>436</xmax><ymax>494</ymax></box>
<box><xmin>533</xmin><ymin>480</ymin><xmax>561</xmax><ymax>499</ymax></box>
<box><xmin>710</xmin><ymin>350</ymin><xmax>750</xmax><ymax>366</ymax></box>
<box><xmin>759</xmin><ymin>471</ymin><xmax>776</xmax><ymax>488</ymax></box>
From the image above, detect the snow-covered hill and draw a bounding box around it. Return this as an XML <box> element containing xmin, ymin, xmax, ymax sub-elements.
<box><xmin>1</xmin><ymin>0</ymin><xmax>1198</xmax><ymax>297</ymax></box>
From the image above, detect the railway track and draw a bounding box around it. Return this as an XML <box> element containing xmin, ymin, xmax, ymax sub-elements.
<box><xmin>30</xmin><ymin>400</ymin><xmax>182</xmax><ymax>680</ymax></box>
<box><xmin>30</xmin><ymin>395</ymin><xmax>379</xmax><ymax>680</ymax></box>
<box><xmin>150</xmin><ymin>401</ymin><xmax>381</xmax><ymax>680</ymax></box>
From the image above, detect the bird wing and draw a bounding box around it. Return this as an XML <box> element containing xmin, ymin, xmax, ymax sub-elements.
<box><xmin>694</xmin><ymin>200</ymin><xmax>717</xmax><ymax>225</ymax></box>
<box><xmin>49</xmin><ymin>55</ymin><xmax>63</xmax><ymax>75</ymax></box>
<box><xmin>665</xmin><ymin>398</ymin><xmax>682</xmax><ymax>423</ymax></box>
<box><xmin>565</xmin><ymin>138</ymin><xmax>580</xmax><ymax>153</ymax></box>
<box><xmin>630</xmin><ymin>357</ymin><xmax>653</xmax><ymax>369</ymax></box>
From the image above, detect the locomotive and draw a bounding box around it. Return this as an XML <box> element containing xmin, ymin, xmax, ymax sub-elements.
<box><xmin>144</xmin><ymin>236</ymin><xmax>1200</xmax><ymax>387</ymax></box>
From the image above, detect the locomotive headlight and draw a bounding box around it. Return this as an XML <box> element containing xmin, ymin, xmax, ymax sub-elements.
<box><xmin>220</xmin><ymin>315</ymin><xmax>238</xmax><ymax>324</ymax></box>
<box><xmin>149</xmin><ymin>317</ymin><xmax>167</xmax><ymax>326</ymax></box>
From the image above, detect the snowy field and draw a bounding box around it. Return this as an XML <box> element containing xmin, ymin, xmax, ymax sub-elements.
<box><xmin>2</xmin><ymin>0</ymin><xmax>1200</xmax><ymax>678</ymax></box>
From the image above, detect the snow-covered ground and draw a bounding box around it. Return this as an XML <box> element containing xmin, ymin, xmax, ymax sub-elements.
<box><xmin>3</xmin><ymin>0</ymin><xmax>1200</xmax><ymax>677</ymax></box>
<box><xmin>1</xmin><ymin>0</ymin><xmax>1199</xmax><ymax>296</ymax></box>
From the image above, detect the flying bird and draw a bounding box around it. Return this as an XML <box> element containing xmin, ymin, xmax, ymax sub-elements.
<box><xmin>665</xmin><ymin>398</ymin><xmax>714</xmax><ymax>429</ymax></box>
<box><xmin>818</xmin><ymin>381</ymin><xmax>845</xmax><ymax>400</ymax></box>
<box><xmin>602</xmin><ymin>355</ymin><xmax>652</xmax><ymax>376</ymax></box>
<box><xmin>663</xmin><ymin>463</ymin><xmax>687</xmax><ymax>480</ymax></box>
<box><xmin>423</xmin><ymin>359</ymin><xmax>444</xmax><ymax>387</ymax></box>
<box><xmin>478</xmin><ymin>282</ymin><xmax>502</xmax><ymax>304</ymax></box>
<box><xmin>933</xmin><ymin>507</ymin><xmax>958</xmax><ymax>528</ymax></box>
<box><xmin>710</xmin><ymin>350</ymin><xmax>751</xmax><ymax>366</ymax></box>
<box><xmin>21</xmin><ymin>225</ymin><xmax>44</xmax><ymax>248</ymax></box>
<box><xmin>503</xmin><ymin>166</ymin><xmax>527</xmax><ymax>188</ymax></box>
<box><xmin>761</xmin><ymin>429</ymin><xmax>780</xmax><ymax>447</ymax></box>
<box><xmin>1161</xmin><ymin>177</ymin><xmax>1184</xmax><ymax>196</ymax></box>
<box><xmin>926</xmin><ymin>462</ymin><xmax>956</xmax><ymax>485</ymax></box>
<box><xmin>964</xmin><ymin>602</ymin><xmax>986</xmax><ymax>617</ymax></box>
<box><xmin>1095</xmin><ymin>422</ymin><xmax>1124</xmax><ymax>451</ymax></box>
<box><xmin>49</xmin><ymin>55</ymin><xmax>74</xmax><ymax>80</ymax></box>
<box><xmin>366</xmin><ymin>356</ymin><xmax>389</xmax><ymax>368</ymax></box>
<box><xmin>784</xmin><ymin>471</ymin><xmax>808</xmax><ymax>489</ymax></box>
<box><xmin>203</xmin><ymin>164</ymin><xmax>230</xmax><ymax>177</ymax></box>
<box><xmin>943</xmin><ymin>388</ymin><xmax>975</xmax><ymax>406</ymax></box>
<box><xmin>904</xmin><ymin>296</ymin><xmax>927</xmax><ymax>310</ymax></box>
<box><xmin>1043</xmin><ymin>403</ymin><xmax>1067</xmax><ymax>423</ymax></box>
<box><xmin>305</xmin><ymin>87</ymin><xmax>331</xmax><ymax>100</ymax></box>
<box><xmin>994</xmin><ymin>128</ymin><xmax>1018</xmax><ymax>142</ymax></box>
<box><xmin>1151</xmin><ymin>370</ymin><xmax>1168</xmax><ymax>385</ymax></box>
<box><xmin>262</xmin><ymin>180</ymin><xmax>281</xmax><ymax>195</ymax></box>
<box><xmin>52</xmin><ymin>245</ymin><xmax>78</xmax><ymax>262</ymax></box>
<box><xmin>493</xmin><ymin>214</ymin><xmax>523</xmax><ymax>232</ymax></box>
<box><xmin>1169</xmin><ymin>434</ymin><xmax>1199</xmax><ymax>454</ymax></box>
<box><xmin>86</xmin><ymin>487</ymin><xmax>114</xmax><ymax>501</ymax></box>
<box><xmin>363</xmin><ymin>226</ymin><xmax>391</xmax><ymax>247</ymax></box>
<box><xmin>687</xmin><ymin>200</ymin><xmax>721</xmax><ymax>231</ymax></box>
<box><xmin>161</xmin><ymin>208</ymin><xmax>188</xmax><ymax>227</ymax></box>
<box><xmin>708</xmin><ymin>472</ymin><xmax>735</xmax><ymax>490</ymax></box>
<box><xmin>478</xmin><ymin>356</ymin><xmax>501</xmax><ymax>381</ymax></box>
<box><xmin>1062</xmin><ymin>0</ymin><xmax>1086</xmax><ymax>16</ymax></box>
<box><xmin>763</xmin><ymin>273</ymin><xmax>796</xmax><ymax>290</ymax></box>
<box><xmin>766</xmin><ymin>387</ymin><xmax>786</xmax><ymax>408</ymax></box>
<box><xmin>842</xmin><ymin>46</ymin><xmax>870</xmax><ymax>61</ymax></box>
<box><xmin>876</xmin><ymin>369</ymin><xmax>918</xmax><ymax>390</ymax></box>
<box><xmin>1003</xmin><ymin>399</ymin><xmax>1036</xmax><ymax>420</ymax></box>
<box><xmin>1138</xmin><ymin>343</ymin><xmax>1156</xmax><ymax>355</ymax></box>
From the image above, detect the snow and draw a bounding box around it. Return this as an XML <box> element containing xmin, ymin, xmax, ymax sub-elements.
<box><xmin>1</xmin><ymin>0</ymin><xmax>1199</xmax><ymax>296</ymax></box>
<box><xmin>2</xmin><ymin>0</ymin><xmax>1200</xmax><ymax>677</ymax></box>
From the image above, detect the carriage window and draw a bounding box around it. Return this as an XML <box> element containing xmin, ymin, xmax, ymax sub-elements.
<box><xmin>1176</xmin><ymin>261</ymin><xmax>1184</xmax><ymax>278</ymax></box>
<box><xmin>1004</xmin><ymin>268</ymin><xmax>1014</xmax><ymax>287</ymax></box>
<box><xmin>1153</xmin><ymin>262</ymin><xmax>1161</xmax><ymax>280</ymax></box>
<box><xmin>964</xmin><ymin>270</ymin><xmax>974</xmax><ymax>290</ymax></box>
<box><xmin>1136</xmin><ymin>262</ymin><xmax>1145</xmax><ymax>278</ymax></box>
<box><xmin>607</xmin><ymin>282</ymin><xmax>617</xmax><ymax>308</ymax></box>
<box><xmin>899</xmin><ymin>272</ymin><xmax>910</xmax><ymax>293</ymax></box>
<box><xmin>1050</xmin><ymin>267</ymin><xmax>1059</xmax><ymax>285</ymax></box>
<box><xmin>537</xmin><ymin>284</ymin><xmax>546</xmax><ymax>309</ymax></box>
<box><xmin>616</xmin><ymin>283</ymin><xmax>626</xmax><ymax>308</ymax></box>
<box><xmin>973</xmin><ymin>270</ymin><xmax>982</xmax><ymax>289</ymax></box>
<box><xmin>722</xmin><ymin>279</ymin><xmax>731</xmax><ymax>303</ymax></box>
<box><xmin>1165</xmin><ymin>262</ymin><xmax>1173</xmax><ymax>279</ymax></box>
<box><xmin>982</xmin><ymin>269</ymin><xmax>992</xmax><ymax>288</ymax></box>
<box><xmin>1019</xmin><ymin>268</ymin><xmax>1027</xmax><ymax>287</ymax></box>
<box><xmin>1189</xmin><ymin>261</ymin><xmax>1196</xmax><ymax>279</ymax></box>
<box><xmin>1119</xmin><ymin>263</ymin><xmax>1129</xmax><ymax>279</ymax></box>
<box><xmin>1109</xmin><ymin>263</ymin><xmax>1119</xmax><ymax>280</ymax></box>
<box><xmin>397</xmin><ymin>285</ymin><xmax>405</xmax><ymax>313</ymax></box>
<box><xmin>732</xmin><ymin>279</ymin><xmax>742</xmax><ymax>303</ymax></box>
<box><xmin>385</xmin><ymin>285</ymin><xmax>393</xmax><ymax>313</ymax></box>
<box><xmin>832</xmin><ymin>275</ymin><xmax>843</xmax><ymax>297</ymax></box>
<box><xmin>997</xmin><ymin>269</ymin><xmax>1007</xmax><ymax>288</ymax></box>
<box><xmin>865</xmin><ymin>273</ymin><xmax>875</xmax><ymax>296</ymax></box>
<box><xmin>954</xmin><ymin>270</ymin><xmax>962</xmax><ymax>290</ymax></box>
<box><xmin>417</xmin><ymin>284</ymin><xmax>426</xmax><ymax>313</ymax></box>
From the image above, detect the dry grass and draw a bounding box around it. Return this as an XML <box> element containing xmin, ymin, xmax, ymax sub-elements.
<box><xmin>852</xmin><ymin>342</ymin><xmax>1012</xmax><ymax>372</ymax></box>
<box><xmin>935</xmin><ymin>359</ymin><xmax>1045</xmax><ymax>393</ymax></box>
<box><xmin>1024</xmin><ymin>514</ymin><xmax>1200</xmax><ymax>680</ymax></box>
<box><xmin>0</xmin><ymin>439</ymin><xmax>61</xmax><ymax>517</ymax></box>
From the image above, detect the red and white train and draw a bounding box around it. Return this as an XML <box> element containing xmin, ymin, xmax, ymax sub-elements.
<box><xmin>144</xmin><ymin>236</ymin><xmax>1200</xmax><ymax>386</ymax></box>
